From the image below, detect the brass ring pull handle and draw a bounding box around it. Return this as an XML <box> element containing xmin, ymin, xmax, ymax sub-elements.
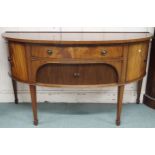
<box><xmin>73</xmin><ymin>73</ymin><xmax>80</xmax><ymax>78</ymax></box>
<box><xmin>47</xmin><ymin>50</ymin><xmax>53</xmax><ymax>56</ymax></box>
<box><xmin>144</xmin><ymin>59</ymin><xmax>147</xmax><ymax>63</ymax></box>
<box><xmin>101</xmin><ymin>50</ymin><xmax>108</xmax><ymax>56</ymax></box>
<box><xmin>8</xmin><ymin>57</ymin><xmax>12</xmax><ymax>62</ymax></box>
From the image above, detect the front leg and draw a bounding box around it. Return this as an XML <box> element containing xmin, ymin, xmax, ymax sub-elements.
<box><xmin>29</xmin><ymin>85</ymin><xmax>38</xmax><ymax>126</ymax></box>
<box><xmin>136</xmin><ymin>79</ymin><xmax>143</xmax><ymax>104</ymax></box>
<box><xmin>116</xmin><ymin>85</ymin><xmax>125</xmax><ymax>126</ymax></box>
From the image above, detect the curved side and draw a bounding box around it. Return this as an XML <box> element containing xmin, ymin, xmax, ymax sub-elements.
<box><xmin>9</xmin><ymin>42</ymin><xmax>29</xmax><ymax>82</ymax></box>
<box><xmin>126</xmin><ymin>42</ymin><xmax>149</xmax><ymax>82</ymax></box>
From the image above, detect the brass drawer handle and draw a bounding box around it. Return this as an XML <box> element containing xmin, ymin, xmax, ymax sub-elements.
<box><xmin>73</xmin><ymin>73</ymin><xmax>80</xmax><ymax>78</ymax></box>
<box><xmin>144</xmin><ymin>59</ymin><xmax>147</xmax><ymax>63</ymax></box>
<box><xmin>47</xmin><ymin>50</ymin><xmax>53</xmax><ymax>56</ymax></box>
<box><xmin>8</xmin><ymin>57</ymin><xmax>12</xmax><ymax>62</ymax></box>
<box><xmin>101</xmin><ymin>50</ymin><xmax>108</xmax><ymax>56</ymax></box>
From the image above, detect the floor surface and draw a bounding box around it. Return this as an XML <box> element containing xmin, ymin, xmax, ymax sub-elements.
<box><xmin>0</xmin><ymin>103</ymin><xmax>155</xmax><ymax>128</ymax></box>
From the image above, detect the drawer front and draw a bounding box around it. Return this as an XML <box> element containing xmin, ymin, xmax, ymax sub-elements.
<box><xmin>31</xmin><ymin>45</ymin><xmax>123</xmax><ymax>60</ymax></box>
<box><xmin>36</xmin><ymin>63</ymin><xmax>119</xmax><ymax>85</ymax></box>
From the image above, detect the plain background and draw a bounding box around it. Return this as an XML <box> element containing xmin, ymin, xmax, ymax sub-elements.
<box><xmin>0</xmin><ymin>0</ymin><xmax>155</xmax><ymax>155</ymax></box>
<box><xmin>0</xmin><ymin>27</ymin><xmax>154</xmax><ymax>103</ymax></box>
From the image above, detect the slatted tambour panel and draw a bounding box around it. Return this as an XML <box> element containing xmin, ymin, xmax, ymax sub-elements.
<box><xmin>0</xmin><ymin>27</ymin><xmax>154</xmax><ymax>102</ymax></box>
<box><xmin>36</xmin><ymin>64</ymin><xmax>118</xmax><ymax>85</ymax></box>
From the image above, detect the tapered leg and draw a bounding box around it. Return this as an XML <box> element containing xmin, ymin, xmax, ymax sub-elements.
<box><xmin>116</xmin><ymin>85</ymin><xmax>125</xmax><ymax>126</ymax></box>
<box><xmin>12</xmin><ymin>79</ymin><xmax>18</xmax><ymax>104</ymax></box>
<box><xmin>136</xmin><ymin>79</ymin><xmax>143</xmax><ymax>104</ymax></box>
<box><xmin>29</xmin><ymin>85</ymin><xmax>38</xmax><ymax>126</ymax></box>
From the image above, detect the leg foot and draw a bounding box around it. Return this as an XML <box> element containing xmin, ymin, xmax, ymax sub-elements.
<box><xmin>116</xmin><ymin>120</ymin><xmax>121</xmax><ymax>126</ymax></box>
<box><xmin>136</xmin><ymin>79</ymin><xmax>143</xmax><ymax>104</ymax></box>
<box><xmin>34</xmin><ymin>120</ymin><xmax>38</xmax><ymax>126</ymax></box>
<box><xmin>116</xmin><ymin>85</ymin><xmax>124</xmax><ymax>126</ymax></box>
<box><xmin>136</xmin><ymin>99</ymin><xmax>140</xmax><ymax>104</ymax></box>
<box><xmin>15</xmin><ymin>99</ymin><xmax>18</xmax><ymax>104</ymax></box>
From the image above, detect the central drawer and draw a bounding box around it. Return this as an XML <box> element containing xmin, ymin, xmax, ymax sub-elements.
<box><xmin>31</xmin><ymin>45</ymin><xmax>123</xmax><ymax>60</ymax></box>
<box><xmin>36</xmin><ymin>64</ymin><xmax>118</xmax><ymax>85</ymax></box>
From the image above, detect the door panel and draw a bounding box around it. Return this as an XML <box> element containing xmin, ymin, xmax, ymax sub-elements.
<box><xmin>126</xmin><ymin>42</ymin><xmax>149</xmax><ymax>82</ymax></box>
<box><xmin>9</xmin><ymin>43</ymin><xmax>29</xmax><ymax>81</ymax></box>
<box><xmin>36</xmin><ymin>63</ymin><xmax>118</xmax><ymax>85</ymax></box>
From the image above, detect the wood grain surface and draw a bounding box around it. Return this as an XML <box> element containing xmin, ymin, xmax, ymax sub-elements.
<box><xmin>2</xmin><ymin>32</ymin><xmax>152</xmax><ymax>44</ymax></box>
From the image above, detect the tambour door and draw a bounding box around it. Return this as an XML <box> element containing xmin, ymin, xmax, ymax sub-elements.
<box><xmin>36</xmin><ymin>63</ymin><xmax>119</xmax><ymax>85</ymax></box>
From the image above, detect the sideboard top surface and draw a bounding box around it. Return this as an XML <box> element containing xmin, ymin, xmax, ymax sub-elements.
<box><xmin>2</xmin><ymin>32</ymin><xmax>153</xmax><ymax>44</ymax></box>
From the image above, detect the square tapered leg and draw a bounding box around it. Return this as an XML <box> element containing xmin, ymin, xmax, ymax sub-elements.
<box><xmin>116</xmin><ymin>85</ymin><xmax>125</xmax><ymax>126</ymax></box>
<box><xmin>29</xmin><ymin>85</ymin><xmax>38</xmax><ymax>126</ymax></box>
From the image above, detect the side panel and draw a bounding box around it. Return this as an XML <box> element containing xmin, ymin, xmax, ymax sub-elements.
<box><xmin>9</xmin><ymin>42</ymin><xmax>29</xmax><ymax>81</ymax></box>
<box><xmin>126</xmin><ymin>42</ymin><xmax>149</xmax><ymax>82</ymax></box>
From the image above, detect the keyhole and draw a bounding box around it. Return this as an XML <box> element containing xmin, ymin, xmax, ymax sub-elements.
<box><xmin>138</xmin><ymin>49</ymin><xmax>142</xmax><ymax>53</ymax></box>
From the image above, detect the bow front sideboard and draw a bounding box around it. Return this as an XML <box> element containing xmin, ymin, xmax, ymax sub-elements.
<box><xmin>2</xmin><ymin>32</ymin><xmax>152</xmax><ymax>126</ymax></box>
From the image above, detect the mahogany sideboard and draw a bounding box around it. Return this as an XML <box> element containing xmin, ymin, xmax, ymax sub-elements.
<box><xmin>2</xmin><ymin>32</ymin><xmax>152</xmax><ymax>126</ymax></box>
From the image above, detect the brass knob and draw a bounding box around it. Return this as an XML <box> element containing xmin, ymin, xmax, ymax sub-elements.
<box><xmin>73</xmin><ymin>73</ymin><xmax>80</xmax><ymax>78</ymax></box>
<box><xmin>101</xmin><ymin>50</ymin><xmax>107</xmax><ymax>56</ymax></box>
<box><xmin>47</xmin><ymin>50</ymin><xmax>53</xmax><ymax>56</ymax></box>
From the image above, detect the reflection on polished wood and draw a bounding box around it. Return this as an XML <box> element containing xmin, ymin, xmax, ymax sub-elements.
<box><xmin>2</xmin><ymin>32</ymin><xmax>152</xmax><ymax>126</ymax></box>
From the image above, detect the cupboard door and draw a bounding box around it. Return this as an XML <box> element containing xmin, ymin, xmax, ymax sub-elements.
<box><xmin>126</xmin><ymin>42</ymin><xmax>149</xmax><ymax>82</ymax></box>
<box><xmin>77</xmin><ymin>64</ymin><xmax>118</xmax><ymax>85</ymax></box>
<box><xmin>9</xmin><ymin>43</ymin><xmax>29</xmax><ymax>81</ymax></box>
